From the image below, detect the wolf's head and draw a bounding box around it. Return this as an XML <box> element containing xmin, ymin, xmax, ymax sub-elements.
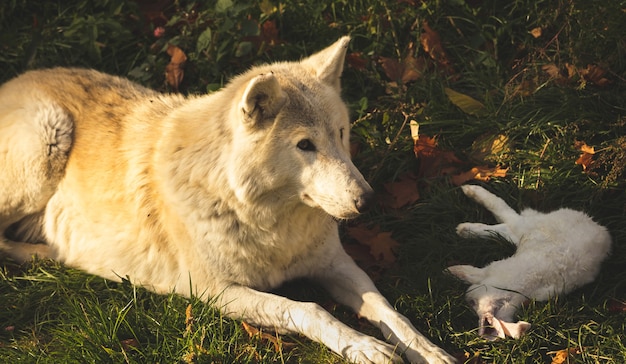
<box><xmin>226</xmin><ymin>37</ymin><xmax>374</xmax><ymax>219</ymax></box>
<box><xmin>447</xmin><ymin>265</ymin><xmax>531</xmax><ymax>340</ymax></box>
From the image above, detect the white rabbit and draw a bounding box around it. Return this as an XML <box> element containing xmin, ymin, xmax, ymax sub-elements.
<box><xmin>447</xmin><ymin>185</ymin><xmax>612</xmax><ymax>339</ymax></box>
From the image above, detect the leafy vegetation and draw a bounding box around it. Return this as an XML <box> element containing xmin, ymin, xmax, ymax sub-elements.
<box><xmin>1</xmin><ymin>0</ymin><xmax>625</xmax><ymax>363</ymax></box>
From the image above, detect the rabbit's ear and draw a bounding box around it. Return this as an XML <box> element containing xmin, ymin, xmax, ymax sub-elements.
<box><xmin>491</xmin><ymin>317</ymin><xmax>531</xmax><ymax>339</ymax></box>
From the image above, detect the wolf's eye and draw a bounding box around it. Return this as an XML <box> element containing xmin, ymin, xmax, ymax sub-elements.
<box><xmin>297</xmin><ymin>139</ymin><xmax>316</xmax><ymax>151</ymax></box>
<box><xmin>339</xmin><ymin>128</ymin><xmax>345</xmax><ymax>140</ymax></box>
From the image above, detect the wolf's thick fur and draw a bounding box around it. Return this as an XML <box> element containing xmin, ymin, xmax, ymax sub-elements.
<box><xmin>0</xmin><ymin>38</ymin><xmax>454</xmax><ymax>364</ymax></box>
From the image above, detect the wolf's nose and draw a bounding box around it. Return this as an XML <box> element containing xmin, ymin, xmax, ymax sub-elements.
<box><xmin>354</xmin><ymin>189</ymin><xmax>376</xmax><ymax>213</ymax></box>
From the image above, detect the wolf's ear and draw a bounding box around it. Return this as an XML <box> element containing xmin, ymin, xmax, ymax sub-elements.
<box><xmin>301</xmin><ymin>36</ymin><xmax>350</xmax><ymax>91</ymax></box>
<box><xmin>240</xmin><ymin>72</ymin><xmax>287</xmax><ymax>127</ymax></box>
<box><xmin>445</xmin><ymin>265</ymin><xmax>486</xmax><ymax>284</ymax></box>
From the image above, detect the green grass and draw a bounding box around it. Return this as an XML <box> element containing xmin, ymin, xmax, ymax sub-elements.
<box><xmin>1</xmin><ymin>0</ymin><xmax>625</xmax><ymax>363</ymax></box>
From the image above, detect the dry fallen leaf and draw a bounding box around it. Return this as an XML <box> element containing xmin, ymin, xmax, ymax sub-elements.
<box><xmin>368</xmin><ymin>231</ymin><xmax>400</xmax><ymax>265</ymax></box>
<box><xmin>451</xmin><ymin>166</ymin><xmax>508</xmax><ymax>186</ymax></box>
<box><xmin>608</xmin><ymin>298</ymin><xmax>626</xmax><ymax>313</ymax></box>
<box><xmin>242</xmin><ymin>321</ymin><xmax>296</xmax><ymax>353</ymax></box>
<box><xmin>469</xmin><ymin>133</ymin><xmax>510</xmax><ymax>162</ymax></box>
<box><xmin>400</xmin><ymin>55</ymin><xmax>425</xmax><ymax>84</ymax></box>
<box><xmin>260</xmin><ymin>20</ymin><xmax>280</xmax><ymax>46</ymax></box>
<box><xmin>379</xmin><ymin>55</ymin><xmax>425</xmax><ymax>85</ymax></box>
<box><xmin>184</xmin><ymin>303</ymin><xmax>194</xmax><ymax>335</ymax></box>
<box><xmin>542</xmin><ymin>63</ymin><xmax>576</xmax><ymax>85</ymax></box>
<box><xmin>574</xmin><ymin>141</ymin><xmax>595</xmax><ymax>155</ymax></box>
<box><xmin>383</xmin><ymin>173</ymin><xmax>420</xmax><ymax>209</ymax></box>
<box><xmin>165</xmin><ymin>44</ymin><xmax>187</xmax><ymax>90</ymax></box>
<box><xmin>244</xmin><ymin>19</ymin><xmax>282</xmax><ymax>50</ymax></box>
<box><xmin>542</xmin><ymin>63</ymin><xmax>562</xmax><ymax>79</ymax></box>
<box><xmin>420</xmin><ymin>21</ymin><xmax>454</xmax><ymax>75</ymax></box>
<box><xmin>530</xmin><ymin>27</ymin><xmax>542</xmax><ymax>38</ymax></box>
<box><xmin>574</xmin><ymin>141</ymin><xmax>596</xmax><ymax>171</ymax></box>
<box><xmin>454</xmin><ymin>350</ymin><xmax>484</xmax><ymax>364</ymax></box>
<box><xmin>346</xmin><ymin>224</ymin><xmax>399</xmax><ymax>267</ymax></box>
<box><xmin>550</xmin><ymin>347</ymin><xmax>582</xmax><ymax>364</ymax></box>
<box><xmin>346</xmin><ymin>52</ymin><xmax>368</xmax><ymax>71</ymax></box>
<box><xmin>543</xmin><ymin>62</ymin><xmax>610</xmax><ymax>88</ymax></box>
<box><xmin>120</xmin><ymin>338</ymin><xmax>140</xmax><ymax>351</ymax></box>
<box><xmin>580</xmin><ymin>64</ymin><xmax>611</xmax><ymax>87</ymax></box>
<box><xmin>575</xmin><ymin>153</ymin><xmax>595</xmax><ymax>171</ymax></box>
<box><xmin>412</xmin><ymin>133</ymin><xmax>463</xmax><ymax>179</ymax></box>
<box><xmin>413</xmin><ymin>134</ymin><xmax>438</xmax><ymax>158</ymax></box>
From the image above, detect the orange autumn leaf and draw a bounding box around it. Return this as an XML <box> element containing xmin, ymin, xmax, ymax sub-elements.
<box><xmin>346</xmin><ymin>52</ymin><xmax>368</xmax><ymax>71</ymax></box>
<box><xmin>413</xmin><ymin>134</ymin><xmax>438</xmax><ymax>158</ymax></box>
<box><xmin>469</xmin><ymin>133</ymin><xmax>510</xmax><ymax>162</ymax></box>
<box><xmin>383</xmin><ymin>173</ymin><xmax>420</xmax><ymax>209</ymax></box>
<box><xmin>574</xmin><ymin>141</ymin><xmax>596</xmax><ymax>171</ymax></box>
<box><xmin>542</xmin><ymin>64</ymin><xmax>561</xmax><ymax>79</ymax></box>
<box><xmin>550</xmin><ymin>347</ymin><xmax>582</xmax><ymax>364</ymax></box>
<box><xmin>451</xmin><ymin>166</ymin><xmax>508</xmax><ymax>186</ymax></box>
<box><xmin>574</xmin><ymin>141</ymin><xmax>595</xmax><ymax>155</ymax></box>
<box><xmin>379</xmin><ymin>55</ymin><xmax>424</xmax><ymax>85</ymax></box>
<box><xmin>346</xmin><ymin>224</ymin><xmax>398</xmax><ymax>267</ymax></box>
<box><xmin>412</xmin><ymin>132</ymin><xmax>463</xmax><ymax>179</ymax></box>
<box><xmin>420</xmin><ymin>21</ymin><xmax>454</xmax><ymax>74</ymax></box>
<box><xmin>530</xmin><ymin>27</ymin><xmax>542</xmax><ymax>38</ymax></box>
<box><xmin>453</xmin><ymin>351</ymin><xmax>484</xmax><ymax>364</ymax></box>
<box><xmin>575</xmin><ymin>153</ymin><xmax>594</xmax><ymax>171</ymax></box>
<box><xmin>342</xmin><ymin>242</ymin><xmax>379</xmax><ymax>273</ymax></box>
<box><xmin>260</xmin><ymin>20</ymin><xmax>280</xmax><ymax>46</ymax></box>
<box><xmin>543</xmin><ymin>63</ymin><xmax>610</xmax><ymax>88</ymax></box>
<box><xmin>369</xmin><ymin>231</ymin><xmax>399</xmax><ymax>265</ymax></box>
<box><xmin>542</xmin><ymin>63</ymin><xmax>576</xmax><ymax>85</ymax></box>
<box><xmin>243</xmin><ymin>19</ymin><xmax>282</xmax><ymax>50</ymax></box>
<box><xmin>165</xmin><ymin>44</ymin><xmax>187</xmax><ymax>90</ymax></box>
<box><xmin>242</xmin><ymin>321</ymin><xmax>296</xmax><ymax>352</ymax></box>
<box><xmin>580</xmin><ymin>64</ymin><xmax>611</xmax><ymax>87</ymax></box>
<box><xmin>574</xmin><ymin>153</ymin><xmax>593</xmax><ymax>171</ymax></box>
<box><xmin>346</xmin><ymin>223</ymin><xmax>378</xmax><ymax>243</ymax></box>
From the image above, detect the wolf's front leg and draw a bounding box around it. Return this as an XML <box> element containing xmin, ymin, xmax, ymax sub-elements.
<box><xmin>216</xmin><ymin>284</ymin><xmax>403</xmax><ymax>364</ymax></box>
<box><xmin>317</xmin><ymin>251</ymin><xmax>456</xmax><ymax>364</ymax></box>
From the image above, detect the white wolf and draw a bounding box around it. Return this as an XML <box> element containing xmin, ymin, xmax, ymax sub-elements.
<box><xmin>0</xmin><ymin>37</ymin><xmax>455</xmax><ymax>364</ymax></box>
<box><xmin>447</xmin><ymin>185</ymin><xmax>611</xmax><ymax>340</ymax></box>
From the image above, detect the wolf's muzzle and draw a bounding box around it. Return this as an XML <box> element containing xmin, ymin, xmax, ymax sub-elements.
<box><xmin>354</xmin><ymin>189</ymin><xmax>375</xmax><ymax>213</ymax></box>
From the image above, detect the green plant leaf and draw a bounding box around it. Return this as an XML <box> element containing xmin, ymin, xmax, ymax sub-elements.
<box><xmin>444</xmin><ymin>87</ymin><xmax>486</xmax><ymax>117</ymax></box>
<box><xmin>235</xmin><ymin>41</ymin><xmax>252</xmax><ymax>57</ymax></box>
<box><xmin>215</xmin><ymin>0</ymin><xmax>234</xmax><ymax>13</ymax></box>
<box><xmin>196</xmin><ymin>28</ymin><xmax>212</xmax><ymax>53</ymax></box>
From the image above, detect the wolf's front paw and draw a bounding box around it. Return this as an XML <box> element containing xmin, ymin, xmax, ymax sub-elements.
<box><xmin>343</xmin><ymin>336</ymin><xmax>403</xmax><ymax>364</ymax></box>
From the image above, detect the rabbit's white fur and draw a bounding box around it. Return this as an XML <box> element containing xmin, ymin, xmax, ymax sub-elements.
<box><xmin>447</xmin><ymin>185</ymin><xmax>612</xmax><ymax>339</ymax></box>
